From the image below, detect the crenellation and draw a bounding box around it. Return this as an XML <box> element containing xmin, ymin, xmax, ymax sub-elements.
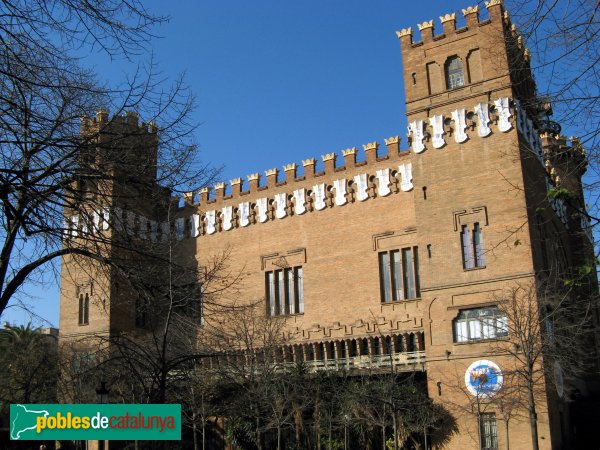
<box><xmin>363</xmin><ymin>141</ymin><xmax>379</xmax><ymax>163</ymax></box>
<box><xmin>302</xmin><ymin>158</ymin><xmax>316</xmax><ymax>179</ymax></box>
<box><xmin>283</xmin><ymin>163</ymin><xmax>297</xmax><ymax>182</ymax></box>
<box><xmin>439</xmin><ymin>13</ymin><xmax>456</xmax><ymax>35</ymax></box>
<box><xmin>417</xmin><ymin>20</ymin><xmax>434</xmax><ymax>43</ymax></box>
<box><xmin>342</xmin><ymin>147</ymin><xmax>357</xmax><ymax>167</ymax></box>
<box><xmin>384</xmin><ymin>136</ymin><xmax>401</xmax><ymax>155</ymax></box>
<box><xmin>199</xmin><ymin>187</ymin><xmax>210</xmax><ymax>205</ymax></box>
<box><xmin>247</xmin><ymin>173</ymin><xmax>261</xmax><ymax>192</ymax></box>
<box><xmin>214</xmin><ymin>182</ymin><xmax>226</xmax><ymax>201</ymax></box>
<box><xmin>321</xmin><ymin>153</ymin><xmax>337</xmax><ymax>173</ymax></box>
<box><xmin>230</xmin><ymin>178</ymin><xmax>243</xmax><ymax>197</ymax></box>
<box><xmin>395</xmin><ymin>27</ymin><xmax>413</xmax><ymax>46</ymax></box>
<box><xmin>462</xmin><ymin>5</ymin><xmax>479</xmax><ymax>28</ymax></box>
<box><xmin>265</xmin><ymin>168</ymin><xmax>279</xmax><ymax>188</ymax></box>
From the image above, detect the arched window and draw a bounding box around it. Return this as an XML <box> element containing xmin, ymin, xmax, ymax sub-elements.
<box><xmin>78</xmin><ymin>293</ymin><xmax>89</xmax><ymax>325</ymax></box>
<box><xmin>445</xmin><ymin>56</ymin><xmax>465</xmax><ymax>89</ymax></box>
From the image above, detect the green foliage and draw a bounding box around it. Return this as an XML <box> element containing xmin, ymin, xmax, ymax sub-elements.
<box><xmin>0</xmin><ymin>323</ymin><xmax>59</xmax><ymax>407</ymax></box>
<box><xmin>547</xmin><ymin>187</ymin><xmax>570</xmax><ymax>200</ymax></box>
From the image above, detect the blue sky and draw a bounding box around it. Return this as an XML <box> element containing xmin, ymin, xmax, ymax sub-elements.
<box><xmin>2</xmin><ymin>1</ymin><xmax>556</xmax><ymax>327</ymax></box>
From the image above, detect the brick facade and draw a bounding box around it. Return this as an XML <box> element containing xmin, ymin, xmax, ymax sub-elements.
<box><xmin>59</xmin><ymin>2</ymin><xmax>598</xmax><ymax>449</ymax></box>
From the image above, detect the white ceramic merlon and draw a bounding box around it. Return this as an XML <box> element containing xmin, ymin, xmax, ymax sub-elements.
<box><xmin>333</xmin><ymin>179</ymin><xmax>347</xmax><ymax>206</ymax></box>
<box><xmin>399</xmin><ymin>163</ymin><xmax>413</xmax><ymax>192</ymax></box>
<box><xmin>191</xmin><ymin>214</ymin><xmax>200</xmax><ymax>237</ymax></box>
<box><xmin>239</xmin><ymin>202</ymin><xmax>250</xmax><ymax>227</ymax></box>
<box><xmin>274</xmin><ymin>193</ymin><xmax>287</xmax><ymax>219</ymax></box>
<box><xmin>474</xmin><ymin>102</ymin><xmax>492</xmax><ymax>137</ymax></box>
<box><xmin>126</xmin><ymin>211</ymin><xmax>136</xmax><ymax>235</ymax></box>
<box><xmin>175</xmin><ymin>217</ymin><xmax>185</xmax><ymax>240</ymax></box>
<box><xmin>293</xmin><ymin>189</ymin><xmax>307</xmax><ymax>215</ymax></box>
<box><xmin>222</xmin><ymin>206</ymin><xmax>233</xmax><ymax>230</ymax></box>
<box><xmin>103</xmin><ymin>207</ymin><xmax>113</xmax><ymax>231</ymax></box>
<box><xmin>429</xmin><ymin>114</ymin><xmax>446</xmax><ymax>148</ymax></box>
<box><xmin>494</xmin><ymin>97</ymin><xmax>512</xmax><ymax>132</ymax></box>
<box><xmin>354</xmin><ymin>173</ymin><xmax>369</xmax><ymax>201</ymax></box>
<box><xmin>313</xmin><ymin>183</ymin><xmax>327</xmax><ymax>210</ymax></box>
<box><xmin>205</xmin><ymin>210</ymin><xmax>216</xmax><ymax>234</ymax></box>
<box><xmin>113</xmin><ymin>206</ymin><xmax>123</xmax><ymax>231</ymax></box>
<box><xmin>257</xmin><ymin>198</ymin><xmax>269</xmax><ymax>223</ymax></box>
<box><xmin>375</xmin><ymin>169</ymin><xmax>392</xmax><ymax>197</ymax></box>
<box><xmin>139</xmin><ymin>216</ymin><xmax>148</xmax><ymax>240</ymax></box>
<box><xmin>150</xmin><ymin>220</ymin><xmax>158</xmax><ymax>242</ymax></box>
<box><xmin>451</xmin><ymin>109</ymin><xmax>468</xmax><ymax>143</ymax></box>
<box><xmin>161</xmin><ymin>222</ymin><xmax>170</xmax><ymax>242</ymax></box>
<box><xmin>409</xmin><ymin>120</ymin><xmax>426</xmax><ymax>153</ymax></box>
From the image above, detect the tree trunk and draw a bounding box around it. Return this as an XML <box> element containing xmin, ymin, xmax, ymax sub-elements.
<box><xmin>192</xmin><ymin>410</ymin><xmax>198</xmax><ymax>450</ymax></box>
<box><xmin>527</xmin><ymin>380</ymin><xmax>539</xmax><ymax>450</ymax></box>
<box><xmin>504</xmin><ymin>419</ymin><xmax>510</xmax><ymax>450</ymax></box>
<box><xmin>382</xmin><ymin>425</ymin><xmax>386</xmax><ymax>450</ymax></box>
<box><xmin>277</xmin><ymin>424</ymin><xmax>281</xmax><ymax>450</ymax></box>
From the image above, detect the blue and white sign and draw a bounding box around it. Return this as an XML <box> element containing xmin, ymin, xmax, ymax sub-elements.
<box><xmin>465</xmin><ymin>359</ymin><xmax>503</xmax><ymax>398</ymax></box>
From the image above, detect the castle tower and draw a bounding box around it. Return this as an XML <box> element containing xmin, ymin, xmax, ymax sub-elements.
<box><xmin>59</xmin><ymin>111</ymin><xmax>169</xmax><ymax>350</ymax></box>
<box><xmin>397</xmin><ymin>2</ymin><xmax>596</xmax><ymax>449</ymax></box>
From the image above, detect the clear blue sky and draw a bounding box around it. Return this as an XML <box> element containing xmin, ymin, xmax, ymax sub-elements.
<box><xmin>5</xmin><ymin>0</ymin><xmax>578</xmax><ymax>328</ymax></box>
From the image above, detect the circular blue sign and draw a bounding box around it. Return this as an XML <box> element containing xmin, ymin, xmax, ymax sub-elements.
<box><xmin>464</xmin><ymin>359</ymin><xmax>503</xmax><ymax>398</ymax></box>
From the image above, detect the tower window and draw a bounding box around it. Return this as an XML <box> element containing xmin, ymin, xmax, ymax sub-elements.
<box><xmin>266</xmin><ymin>266</ymin><xmax>304</xmax><ymax>316</ymax></box>
<box><xmin>461</xmin><ymin>223</ymin><xmax>485</xmax><ymax>269</ymax></box>
<box><xmin>445</xmin><ymin>56</ymin><xmax>465</xmax><ymax>89</ymax></box>
<box><xmin>379</xmin><ymin>247</ymin><xmax>420</xmax><ymax>302</ymax></box>
<box><xmin>78</xmin><ymin>293</ymin><xmax>89</xmax><ymax>325</ymax></box>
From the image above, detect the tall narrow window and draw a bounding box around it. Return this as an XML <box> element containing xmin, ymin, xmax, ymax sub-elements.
<box><xmin>379</xmin><ymin>247</ymin><xmax>420</xmax><ymax>302</ymax></box>
<box><xmin>266</xmin><ymin>266</ymin><xmax>304</xmax><ymax>316</ymax></box>
<box><xmin>461</xmin><ymin>223</ymin><xmax>485</xmax><ymax>269</ymax></box>
<box><xmin>78</xmin><ymin>293</ymin><xmax>89</xmax><ymax>325</ymax></box>
<box><xmin>480</xmin><ymin>413</ymin><xmax>499</xmax><ymax>450</ymax></box>
<box><xmin>445</xmin><ymin>56</ymin><xmax>465</xmax><ymax>89</ymax></box>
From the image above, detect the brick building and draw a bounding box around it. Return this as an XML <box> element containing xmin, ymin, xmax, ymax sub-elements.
<box><xmin>59</xmin><ymin>1</ymin><xmax>598</xmax><ymax>449</ymax></box>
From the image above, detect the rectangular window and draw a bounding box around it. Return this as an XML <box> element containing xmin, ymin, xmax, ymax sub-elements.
<box><xmin>461</xmin><ymin>223</ymin><xmax>485</xmax><ymax>269</ymax></box>
<box><xmin>78</xmin><ymin>293</ymin><xmax>89</xmax><ymax>325</ymax></box>
<box><xmin>454</xmin><ymin>307</ymin><xmax>508</xmax><ymax>343</ymax></box>
<box><xmin>379</xmin><ymin>247</ymin><xmax>420</xmax><ymax>302</ymax></box>
<box><xmin>266</xmin><ymin>266</ymin><xmax>304</xmax><ymax>316</ymax></box>
<box><xmin>480</xmin><ymin>413</ymin><xmax>498</xmax><ymax>450</ymax></box>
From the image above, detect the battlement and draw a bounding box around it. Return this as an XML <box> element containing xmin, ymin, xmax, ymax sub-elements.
<box><xmin>396</xmin><ymin>1</ymin><xmax>504</xmax><ymax>47</ymax></box>
<box><xmin>181</xmin><ymin>136</ymin><xmax>407</xmax><ymax>206</ymax></box>
<box><xmin>80</xmin><ymin>109</ymin><xmax>158</xmax><ymax>135</ymax></box>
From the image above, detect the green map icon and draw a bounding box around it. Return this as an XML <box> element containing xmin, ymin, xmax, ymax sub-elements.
<box><xmin>10</xmin><ymin>404</ymin><xmax>49</xmax><ymax>440</ymax></box>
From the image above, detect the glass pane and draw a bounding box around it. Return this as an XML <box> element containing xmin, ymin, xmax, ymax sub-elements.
<box><xmin>474</xmin><ymin>223</ymin><xmax>485</xmax><ymax>267</ymax></box>
<box><xmin>287</xmin><ymin>269</ymin><xmax>295</xmax><ymax>314</ymax></box>
<box><xmin>296</xmin><ymin>267</ymin><xmax>304</xmax><ymax>313</ymax></box>
<box><xmin>403</xmin><ymin>248</ymin><xmax>415</xmax><ymax>299</ymax></box>
<box><xmin>455</xmin><ymin>320</ymin><xmax>468</xmax><ymax>342</ymax></box>
<box><xmin>469</xmin><ymin>319</ymin><xmax>481</xmax><ymax>339</ymax></box>
<box><xmin>379</xmin><ymin>252</ymin><xmax>391</xmax><ymax>302</ymax></box>
<box><xmin>391</xmin><ymin>250</ymin><xmax>403</xmax><ymax>300</ymax></box>
<box><xmin>267</xmin><ymin>272</ymin><xmax>275</xmax><ymax>316</ymax></box>
<box><xmin>278</xmin><ymin>270</ymin><xmax>286</xmax><ymax>315</ymax></box>
<box><xmin>462</xmin><ymin>225</ymin><xmax>474</xmax><ymax>269</ymax></box>
<box><xmin>413</xmin><ymin>247</ymin><xmax>420</xmax><ymax>297</ymax></box>
<box><xmin>497</xmin><ymin>315</ymin><xmax>508</xmax><ymax>336</ymax></box>
<box><xmin>482</xmin><ymin>318</ymin><xmax>494</xmax><ymax>338</ymax></box>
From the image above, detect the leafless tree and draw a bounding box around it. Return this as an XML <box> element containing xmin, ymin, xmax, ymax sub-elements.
<box><xmin>0</xmin><ymin>0</ymin><xmax>219</xmax><ymax>321</ymax></box>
